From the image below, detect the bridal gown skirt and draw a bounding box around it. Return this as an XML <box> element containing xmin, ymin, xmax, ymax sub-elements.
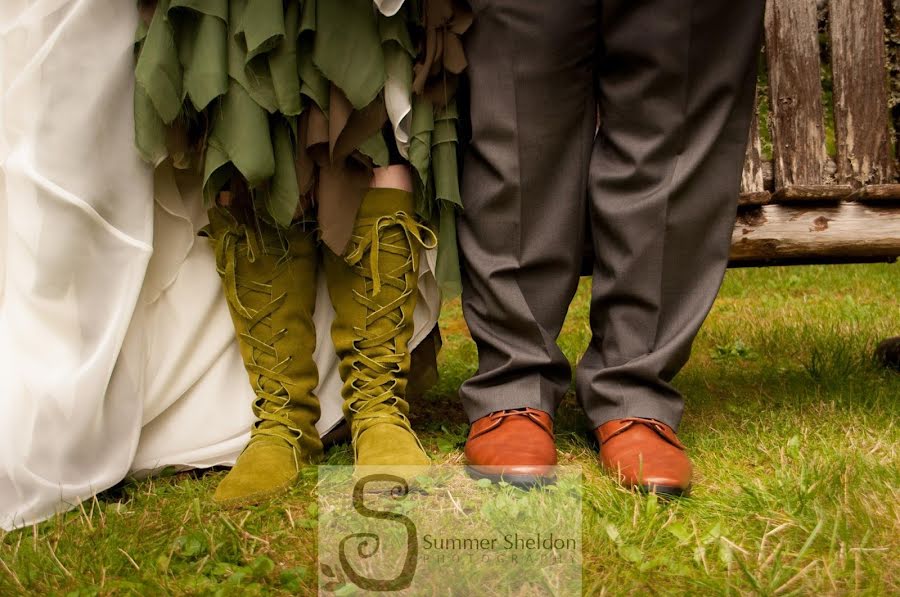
<box><xmin>0</xmin><ymin>0</ymin><xmax>441</xmax><ymax>531</ymax></box>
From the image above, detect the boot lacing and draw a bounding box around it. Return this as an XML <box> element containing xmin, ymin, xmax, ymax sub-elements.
<box><xmin>208</xmin><ymin>212</ymin><xmax>306</xmax><ymax>463</ymax></box>
<box><xmin>342</xmin><ymin>211</ymin><xmax>437</xmax><ymax>456</ymax></box>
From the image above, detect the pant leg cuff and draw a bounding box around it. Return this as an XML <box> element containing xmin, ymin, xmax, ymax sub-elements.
<box><xmin>460</xmin><ymin>377</ymin><xmax>559</xmax><ymax>423</ymax></box>
<box><xmin>581</xmin><ymin>393</ymin><xmax>683</xmax><ymax>432</ymax></box>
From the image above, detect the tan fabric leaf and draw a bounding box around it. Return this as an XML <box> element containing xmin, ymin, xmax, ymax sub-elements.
<box><xmin>317</xmin><ymin>160</ymin><xmax>371</xmax><ymax>254</ymax></box>
<box><xmin>442</xmin><ymin>33</ymin><xmax>467</xmax><ymax>74</ymax></box>
<box><xmin>328</xmin><ymin>84</ymin><xmax>354</xmax><ymax>161</ymax></box>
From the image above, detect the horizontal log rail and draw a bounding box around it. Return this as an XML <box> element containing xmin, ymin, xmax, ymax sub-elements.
<box><xmin>578</xmin><ymin>197</ymin><xmax>900</xmax><ymax>275</ymax></box>
<box><xmin>729</xmin><ymin>203</ymin><xmax>900</xmax><ymax>266</ymax></box>
<box><xmin>737</xmin><ymin>184</ymin><xmax>900</xmax><ymax>207</ymax></box>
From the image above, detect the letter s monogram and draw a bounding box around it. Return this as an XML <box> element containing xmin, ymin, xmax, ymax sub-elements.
<box><xmin>338</xmin><ymin>474</ymin><xmax>418</xmax><ymax>591</ymax></box>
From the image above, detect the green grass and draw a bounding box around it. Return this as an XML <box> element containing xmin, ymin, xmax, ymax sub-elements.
<box><xmin>2</xmin><ymin>263</ymin><xmax>898</xmax><ymax>595</ymax></box>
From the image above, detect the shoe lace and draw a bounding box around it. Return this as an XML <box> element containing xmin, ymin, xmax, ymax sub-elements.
<box><xmin>341</xmin><ymin>211</ymin><xmax>437</xmax><ymax>453</ymax></box>
<box><xmin>212</xmin><ymin>217</ymin><xmax>305</xmax><ymax>461</ymax></box>
<box><xmin>487</xmin><ymin>408</ymin><xmax>553</xmax><ymax>436</ymax></box>
<box><xmin>490</xmin><ymin>408</ymin><xmax>537</xmax><ymax>420</ymax></box>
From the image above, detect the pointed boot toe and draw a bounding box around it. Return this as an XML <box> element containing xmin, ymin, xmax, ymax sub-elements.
<box><xmin>214</xmin><ymin>443</ymin><xmax>299</xmax><ymax>507</ymax></box>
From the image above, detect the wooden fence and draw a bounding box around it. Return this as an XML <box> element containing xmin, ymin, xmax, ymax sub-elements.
<box><xmin>731</xmin><ymin>0</ymin><xmax>900</xmax><ymax>266</ymax></box>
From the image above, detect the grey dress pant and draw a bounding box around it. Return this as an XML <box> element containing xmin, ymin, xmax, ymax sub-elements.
<box><xmin>458</xmin><ymin>0</ymin><xmax>765</xmax><ymax>430</ymax></box>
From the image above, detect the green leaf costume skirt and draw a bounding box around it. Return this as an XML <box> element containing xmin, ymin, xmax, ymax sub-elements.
<box><xmin>133</xmin><ymin>0</ymin><xmax>470</xmax><ymax>297</ymax></box>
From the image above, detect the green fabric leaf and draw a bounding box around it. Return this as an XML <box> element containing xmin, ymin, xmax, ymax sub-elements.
<box><xmin>135</xmin><ymin>17</ymin><xmax>149</xmax><ymax>44</ymax></box>
<box><xmin>358</xmin><ymin>132</ymin><xmax>390</xmax><ymax>168</ymax></box>
<box><xmin>265</xmin><ymin>118</ymin><xmax>301</xmax><ymax>226</ymax></box>
<box><xmin>204</xmin><ymin>80</ymin><xmax>275</xmax><ymax>193</ymax></box>
<box><xmin>299</xmin><ymin>0</ymin><xmax>316</xmax><ymax>36</ymax></box>
<box><xmin>297</xmin><ymin>0</ymin><xmax>328</xmax><ymax>113</ymax></box>
<box><xmin>378</xmin><ymin>9</ymin><xmax>415</xmax><ymax>56</ymax></box>
<box><xmin>203</xmin><ymin>144</ymin><xmax>233</xmax><ymax>204</ymax></box>
<box><xmin>227</xmin><ymin>0</ymin><xmax>278</xmax><ymax>113</ymax></box>
<box><xmin>409</xmin><ymin>95</ymin><xmax>434</xmax><ymax>188</ymax></box>
<box><xmin>435</xmin><ymin>204</ymin><xmax>462</xmax><ymax>299</ymax></box>
<box><xmin>432</xmin><ymin>101</ymin><xmax>461</xmax><ymax>206</ymax></box>
<box><xmin>432</xmin><ymin>142</ymin><xmax>460</xmax><ymax>207</ymax></box>
<box><xmin>172</xmin><ymin>9</ymin><xmax>228</xmax><ymax>111</ymax></box>
<box><xmin>267</xmin><ymin>0</ymin><xmax>302</xmax><ymax>115</ymax></box>
<box><xmin>314</xmin><ymin>0</ymin><xmax>385</xmax><ymax>110</ymax></box>
<box><xmin>133</xmin><ymin>84</ymin><xmax>169</xmax><ymax>165</ymax></box>
<box><xmin>237</xmin><ymin>0</ymin><xmax>284</xmax><ymax>62</ymax></box>
<box><xmin>135</xmin><ymin>0</ymin><xmax>183</xmax><ymax>124</ymax></box>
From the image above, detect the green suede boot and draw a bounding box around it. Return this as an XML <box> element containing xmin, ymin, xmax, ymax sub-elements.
<box><xmin>324</xmin><ymin>188</ymin><xmax>437</xmax><ymax>467</ymax></box>
<box><xmin>202</xmin><ymin>206</ymin><xmax>324</xmax><ymax>506</ymax></box>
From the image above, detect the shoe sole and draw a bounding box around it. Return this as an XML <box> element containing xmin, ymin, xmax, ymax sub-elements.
<box><xmin>465</xmin><ymin>466</ymin><xmax>556</xmax><ymax>489</ymax></box>
<box><xmin>213</xmin><ymin>482</ymin><xmax>294</xmax><ymax>509</ymax></box>
<box><xmin>635</xmin><ymin>483</ymin><xmax>691</xmax><ymax>498</ymax></box>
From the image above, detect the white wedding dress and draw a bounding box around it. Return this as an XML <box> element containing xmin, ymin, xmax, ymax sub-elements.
<box><xmin>0</xmin><ymin>0</ymin><xmax>439</xmax><ymax>531</ymax></box>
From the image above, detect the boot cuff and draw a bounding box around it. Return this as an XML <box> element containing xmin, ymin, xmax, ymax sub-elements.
<box><xmin>358</xmin><ymin>188</ymin><xmax>415</xmax><ymax>219</ymax></box>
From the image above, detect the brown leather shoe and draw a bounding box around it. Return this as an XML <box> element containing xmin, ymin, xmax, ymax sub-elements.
<box><xmin>595</xmin><ymin>418</ymin><xmax>692</xmax><ymax>497</ymax></box>
<box><xmin>465</xmin><ymin>408</ymin><xmax>557</xmax><ymax>488</ymax></box>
